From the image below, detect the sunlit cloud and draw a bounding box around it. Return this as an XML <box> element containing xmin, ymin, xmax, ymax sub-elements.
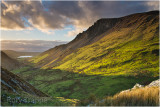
<box><xmin>66</xmin><ymin>27</ymin><xmax>86</xmax><ymax>37</ymax></box>
<box><xmin>145</xmin><ymin>1</ymin><xmax>159</xmax><ymax>10</ymax></box>
<box><xmin>1</xmin><ymin>1</ymin><xmax>159</xmax><ymax>37</ymax></box>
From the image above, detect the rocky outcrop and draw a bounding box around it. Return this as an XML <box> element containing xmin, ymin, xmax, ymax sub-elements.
<box><xmin>119</xmin><ymin>89</ymin><xmax>131</xmax><ymax>94</ymax></box>
<box><xmin>1</xmin><ymin>68</ymin><xmax>49</xmax><ymax>97</ymax></box>
<box><xmin>146</xmin><ymin>79</ymin><xmax>160</xmax><ymax>87</ymax></box>
<box><xmin>120</xmin><ymin>79</ymin><xmax>159</xmax><ymax>94</ymax></box>
<box><xmin>132</xmin><ymin>83</ymin><xmax>144</xmax><ymax>89</ymax></box>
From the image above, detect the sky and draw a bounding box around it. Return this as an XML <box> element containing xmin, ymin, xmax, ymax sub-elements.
<box><xmin>1</xmin><ymin>0</ymin><xmax>159</xmax><ymax>52</ymax></box>
<box><xmin>1</xmin><ymin>40</ymin><xmax>67</xmax><ymax>52</ymax></box>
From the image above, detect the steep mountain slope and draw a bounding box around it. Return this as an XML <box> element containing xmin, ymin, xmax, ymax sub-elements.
<box><xmin>30</xmin><ymin>18</ymin><xmax>120</xmax><ymax>67</ymax></box>
<box><xmin>1</xmin><ymin>51</ymin><xmax>22</xmax><ymax>71</ymax></box>
<box><xmin>31</xmin><ymin>11</ymin><xmax>159</xmax><ymax>77</ymax></box>
<box><xmin>1</xmin><ymin>67</ymin><xmax>48</xmax><ymax>97</ymax></box>
<box><xmin>3</xmin><ymin>50</ymin><xmax>40</xmax><ymax>59</ymax></box>
<box><xmin>54</xmin><ymin>11</ymin><xmax>159</xmax><ymax>76</ymax></box>
<box><xmin>12</xmin><ymin>11</ymin><xmax>159</xmax><ymax>103</ymax></box>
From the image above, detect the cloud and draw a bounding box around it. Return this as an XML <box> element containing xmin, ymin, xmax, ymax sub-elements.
<box><xmin>1</xmin><ymin>1</ymin><xmax>69</xmax><ymax>33</ymax></box>
<box><xmin>145</xmin><ymin>1</ymin><xmax>159</xmax><ymax>10</ymax></box>
<box><xmin>1</xmin><ymin>40</ymin><xmax>68</xmax><ymax>52</ymax></box>
<box><xmin>1</xmin><ymin>1</ymin><xmax>159</xmax><ymax>36</ymax></box>
<box><xmin>66</xmin><ymin>28</ymin><xmax>84</xmax><ymax>37</ymax></box>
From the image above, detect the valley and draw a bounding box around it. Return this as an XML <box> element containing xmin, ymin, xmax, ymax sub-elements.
<box><xmin>11</xmin><ymin>65</ymin><xmax>158</xmax><ymax>103</ymax></box>
<box><xmin>1</xmin><ymin>11</ymin><xmax>159</xmax><ymax>106</ymax></box>
<box><xmin>2</xmin><ymin>50</ymin><xmax>41</xmax><ymax>59</ymax></box>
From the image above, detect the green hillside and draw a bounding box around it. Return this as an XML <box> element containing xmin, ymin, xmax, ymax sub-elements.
<box><xmin>32</xmin><ymin>11</ymin><xmax>159</xmax><ymax>77</ymax></box>
<box><xmin>54</xmin><ymin>18</ymin><xmax>159</xmax><ymax>76</ymax></box>
<box><xmin>11</xmin><ymin>11</ymin><xmax>159</xmax><ymax>105</ymax></box>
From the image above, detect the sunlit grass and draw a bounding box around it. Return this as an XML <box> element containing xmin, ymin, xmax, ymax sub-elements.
<box><xmin>97</xmin><ymin>86</ymin><xmax>159</xmax><ymax>106</ymax></box>
<box><xmin>11</xmin><ymin>66</ymin><xmax>158</xmax><ymax>100</ymax></box>
<box><xmin>30</xmin><ymin>54</ymin><xmax>49</xmax><ymax>64</ymax></box>
<box><xmin>49</xmin><ymin>21</ymin><xmax>159</xmax><ymax>77</ymax></box>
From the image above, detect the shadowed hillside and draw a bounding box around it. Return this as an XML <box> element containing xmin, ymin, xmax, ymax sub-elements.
<box><xmin>1</xmin><ymin>68</ymin><xmax>48</xmax><ymax>97</ymax></box>
<box><xmin>1</xmin><ymin>68</ymin><xmax>80</xmax><ymax>106</ymax></box>
<box><xmin>1</xmin><ymin>51</ymin><xmax>22</xmax><ymax>71</ymax></box>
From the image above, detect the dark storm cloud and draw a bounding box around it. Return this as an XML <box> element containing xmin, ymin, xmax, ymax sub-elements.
<box><xmin>1</xmin><ymin>40</ymin><xmax>68</xmax><ymax>52</ymax></box>
<box><xmin>1</xmin><ymin>1</ymin><xmax>159</xmax><ymax>33</ymax></box>
<box><xmin>1</xmin><ymin>1</ymin><xmax>70</xmax><ymax>32</ymax></box>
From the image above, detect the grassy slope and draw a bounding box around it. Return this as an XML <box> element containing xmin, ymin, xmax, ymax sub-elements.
<box><xmin>10</xmin><ymin>12</ymin><xmax>159</xmax><ymax>105</ymax></box>
<box><xmin>96</xmin><ymin>87</ymin><xmax>159</xmax><ymax>106</ymax></box>
<box><xmin>52</xmin><ymin>14</ymin><xmax>159</xmax><ymax>77</ymax></box>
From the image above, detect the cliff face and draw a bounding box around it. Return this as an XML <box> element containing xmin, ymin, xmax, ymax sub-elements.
<box><xmin>31</xmin><ymin>11</ymin><xmax>159</xmax><ymax>69</ymax></box>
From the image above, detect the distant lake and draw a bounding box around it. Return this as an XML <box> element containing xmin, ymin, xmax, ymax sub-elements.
<box><xmin>18</xmin><ymin>56</ymin><xmax>33</xmax><ymax>58</ymax></box>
